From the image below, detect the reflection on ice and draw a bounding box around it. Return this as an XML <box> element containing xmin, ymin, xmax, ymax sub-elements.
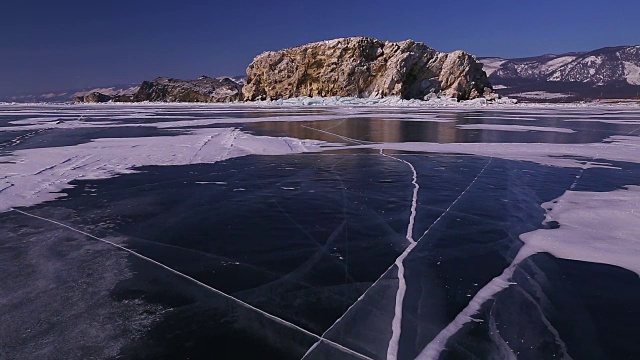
<box><xmin>456</xmin><ymin>124</ymin><xmax>576</xmax><ymax>133</ymax></box>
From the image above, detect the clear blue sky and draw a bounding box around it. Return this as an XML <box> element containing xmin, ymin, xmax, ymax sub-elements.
<box><xmin>1</xmin><ymin>0</ymin><xmax>638</xmax><ymax>96</ymax></box>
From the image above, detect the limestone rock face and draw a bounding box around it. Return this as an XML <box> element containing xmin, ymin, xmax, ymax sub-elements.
<box><xmin>243</xmin><ymin>37</ymin><xmax>493</xmax><ymax>101</ymax></box>
<box><xmin>133</xmin><ymin>76</ymin><xmax>243</xmax><ymax>103</ymax></box>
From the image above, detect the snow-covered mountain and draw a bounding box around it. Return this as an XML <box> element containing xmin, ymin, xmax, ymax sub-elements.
<box><xmin>481</xmin><ymin>45</ymin><xmax>640</xmax><ymax>101</ymax></box>
<box><xmin>72</xmin><ymin>85</ymin><xmax>140</xmax><ymax>98</ymax></box>
<box><xmin>224</xmin><ymin>75</ymin><xmax>247</xmax><ymax>85</ymax></box>
<box><xmin>2</xmin><ymin>77</ymin><xmax>246</xmax><ymax>103</ymax></box>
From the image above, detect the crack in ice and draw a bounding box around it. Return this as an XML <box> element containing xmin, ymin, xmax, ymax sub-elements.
<box><xmin>419</xmin><ymin>146</ymin><xmax>638</xmax><ymax>359</ymax></box>
<box><xmin>271</xmin><ymin>199</ymin><xmax>357</xmax><ymax>284</ymax></box>
<box><xmin>514</xmin><ymin>287</ymin><xmax>573</xmax><ymax>359</ymax></box>
<box><xmin>0</xmin><ymin>184</ymin><xmax>13</xmax><ymax>193</ymax></box>
<box><xmin>304</xmin><ymin>157</ymin><xmax>492</xmax><ymax>358</ymax></box>
<box><xmin>189</xmin><ymin>134</ymin><xmax>214</xmax><ymax>163</ymax></box>
<box><xmin>324</xmin><ymin>119</ymin><xmax>347</xmax><ymax>131</ymax></box>
<box><xmin>416</xmin><ymin>255</ymin><xmax>522</xmax><ymax>360</ymax></box>
<box><xmin>301</xmin><ymin>124</ymin><xmax>373</xmax><ymax>145</ymax></box>
<box><xmin>379</xmin><ymin>149</ymin><xmax>419</xmax><ymax>360</ymax></box>
<box><xmin>0</xmin><ymin>128</ymin><xmax>49</xmax><ymax>149</ymax></box>
<box><xmin>9</xmin><ymin>208</ymin><xmax>372</xmax><ymax>360</ymax></box>
<box><xmin>487</xmin><ymin>300</ymin><xmax>518</xmax><ymax>360</ymax></box>
<box><xmin>416</xmin><ymin>157</ymin><xmax>493</xmax><ymax>244</ymax></box>
<box><xmin>300</xmin><ymin>120</ymin><xmax>494</xmax><ymax>359</ymax></box>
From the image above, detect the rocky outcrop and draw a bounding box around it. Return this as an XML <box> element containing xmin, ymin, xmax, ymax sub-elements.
<box><xmin>132</xmin><ymin>76</ymin><xmax>243</xmax><ymax>102</ymax></box>
<box><xmin>243</xmin><ymin>37</ymin><xmax>494</xmax><ymax>101</ymax></box>
<box><xmin>73</xmin><ymin>92</ymin><xmax>113</xmax><ymax>103</ymax></box>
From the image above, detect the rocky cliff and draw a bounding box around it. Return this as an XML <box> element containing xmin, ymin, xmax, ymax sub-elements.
<box><xmin>243</xmin><ymin>37</ymin><xmax>494</xmax><ymax>101</ymax></box>
<box><xmin>133</xmin><ymin>76</ymin><xmax>243</xmax><ymax>102</ymax></box>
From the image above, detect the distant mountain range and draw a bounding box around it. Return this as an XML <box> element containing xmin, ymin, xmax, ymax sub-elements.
<box><xmin>480</xmin><ymin>45</ymin><xmax>640</xmax><ymax>101</ymax></box>
<box><xmin>0</xmin><ymin>76</ymin><xmax>247</xmax><ymax>103</ymax></box>
<box><xmin>2</xmin><ymin>83</ymin><xmax>141</xmax><ymax>103</ymax></box>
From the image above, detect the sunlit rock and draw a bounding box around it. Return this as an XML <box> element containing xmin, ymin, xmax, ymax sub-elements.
<box><xmin>243</xmin><ymin>37</ymin><xmax>494</xmax><ymax>101</ymax></box>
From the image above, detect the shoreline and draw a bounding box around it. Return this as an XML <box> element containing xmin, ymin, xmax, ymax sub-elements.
<box><xmin>1</xmin><ymin>97</ymin><xmax>640</xmax><ymax>108</ymax></box>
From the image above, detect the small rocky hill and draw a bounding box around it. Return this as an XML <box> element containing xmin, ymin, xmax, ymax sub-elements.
<box><xmin>132</xmin><ymin>76</ymin><xmax>243</xmax><ymax>102</ymax></box>
<box><xmin>243</xmin><ymin>37</ymin><xmax>495</xmax><ymax>101</ymax></box>
<box><xmin>74</xmin><ymin>76</ymin><xmax>243</xmax><ymax>103</ymax></box>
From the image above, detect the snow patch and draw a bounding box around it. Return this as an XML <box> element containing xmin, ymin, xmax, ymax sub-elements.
<box><xmin>542</xmin><ymin>56</ymin><xmax>577</xmax><ymax>72</ymax></box>
<box><xmin>480</xmin><ymin>58</ymin><xmax>508</xmax><ymax>76</ymax></box>
<box><xmin>583</xmin><ymin>55</ymin><xmax>603</xmax><ymax>66</ymax></box>
<box><xmin>623</xmin><ymin>61</ymin><xmax>640</xmax><ymax>85</ymax></box>
<box><xmin>40</xmin><ymin>92</ymin><xmax>68</xmax><ymax>99</ymax></box>
<box><xmin>0</xmin><ymin>128</ymin><xmax>329</xmax><ymax>212</ymax></box>
<box><xmin>521</xmin><ymin>186</ymin><xmax>640</xmax><ymax>276</ymax></box>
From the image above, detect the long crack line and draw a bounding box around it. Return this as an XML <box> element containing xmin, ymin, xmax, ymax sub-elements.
<box><xmin>9</xmin><ymin>208</ymin><xmax>372</xmax><ymax>360</ymax></box>
<box><xmin>298</xmin><ymin>123</ymin><xmax>494</xmax><ymax>359</ymax></box>
<box><xmin>303</xmin><ymin>154</ymin><xmax>493</xmax><ymax>359</ymax></box>
<box><xmin>416</xmin><ymin>158</ymin><xmax>493</xmax><ymax>242</ymax></box>
<box><xmin>301</xmin><ymin>125</ymin><xmax>372</xmax><ymax>145</ymax></box>
<box><xmin>379</xmin><ymin>149</ymin><xmax>419</xmax><ymax>360</ymax></box>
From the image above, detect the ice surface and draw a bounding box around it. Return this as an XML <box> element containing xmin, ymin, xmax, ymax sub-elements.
<box><xmin>0</xmin><ymin>127</ymin><xmax>330</xmax><ymax>212</ymax></box>
<box><xmin>456</xmin><ymin>124</ymin><xmax>576</xmax><ymax>133</ymax></box>
<box><xmin>366</xmin><ymin>135</ymin><xmax>640</xmax><ymax>169</ymax></box>
<box><xmin>13</xmin><ymin>103</ymin><xmax>640</xmax><ymax>217</ymax></box>
<box><xmin>417</xmin><ymin>185</ymin><xmax>640</xmax><ymax>359</ymax></box>
<box><xmin>2</xmin><ymin>103</ymin><xmax>640</xmax><ymax>359</ymax></box>
<box><xmin>416</xmin><ymin>262</ymin><xmax>519</xmax><ymax>359</ymax></box>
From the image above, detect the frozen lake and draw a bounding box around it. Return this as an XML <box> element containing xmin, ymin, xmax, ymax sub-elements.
<box><xmin>1</xmin><ymin>103</ymin><xmax>639</xmax><ymax>359</ymax></box>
